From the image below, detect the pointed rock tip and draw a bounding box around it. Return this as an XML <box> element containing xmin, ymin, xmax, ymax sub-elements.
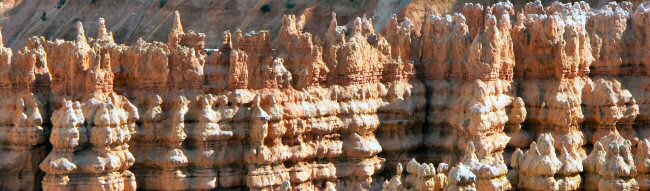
<box><xmin>98</xmin><ymin>17</ymin><xmax>107</xmax><ymax>32</ymax></box>
<box><xmin>97</xmin><ymin>17</ymin><xmax>114</xmax><ymax>42</ymax></box>
<box><xmin>172</xmin><ymin>10</ymin><xmax>184</xmax><ymax>33</ymax></box>
<box><xmin>76</xmin><ymin>21</ymin><xmax>88</xmax><ymax>44</ymax></box>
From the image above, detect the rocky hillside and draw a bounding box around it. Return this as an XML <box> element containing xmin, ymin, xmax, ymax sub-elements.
<box><xmin>0</xmin><ymin>0</ymin><xmax>459</xmax><ymax>50</ymax></box>
<box><xmin>10</xmin><ymin>0</ymin><xmax>637</xmax><ymax>50</ymax></box>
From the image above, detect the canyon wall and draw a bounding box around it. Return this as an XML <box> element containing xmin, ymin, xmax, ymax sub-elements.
<box><xmin>1</xmin><ymin>1</ymin><xmax>650</xmax><ymax>191</ymax></box>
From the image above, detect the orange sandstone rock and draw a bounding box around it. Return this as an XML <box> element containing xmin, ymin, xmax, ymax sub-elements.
<box><xmin>2</xmin><ymin>1</ymin><xmax>650</xmax><ymax>191</ymax></box>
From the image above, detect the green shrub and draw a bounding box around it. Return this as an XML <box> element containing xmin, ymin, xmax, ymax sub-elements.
<box><xmin>41</xmin><ymin>11</ymin><xmax>48</xmax><ymax>21</ymax></box>
<box><xmin>260</xmin><ymin>4</ymin><xmax>271</xmax><ymax>13</ymax></box>
<box><xmin>56</xmin><ymin>0</ymin><xmax>66</xmax><ymax>8</ymax></box>
<box><xmin>159</xmin><ymin>0</ymin><xmax>167</xmax><ymax>8</ymax></box>
<box><xmin>285</xmin><ymin>1</ymin><xmax>295</xmax><ymax>9</ymax></box>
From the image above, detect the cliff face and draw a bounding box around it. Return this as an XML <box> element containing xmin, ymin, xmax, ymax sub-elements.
<box><xmin>1</xmin><ymin>1</ymin><xmax>650</xmax><ymax>191</ymax></box>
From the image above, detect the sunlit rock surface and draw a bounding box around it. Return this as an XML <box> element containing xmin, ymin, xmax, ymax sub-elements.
<box><xmin>0</xmin><ymin>1</ymin><xmax>650</xmax><ymax>191</ymax></box>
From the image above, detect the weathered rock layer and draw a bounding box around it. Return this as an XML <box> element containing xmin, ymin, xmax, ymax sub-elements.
<box><xmin>1</xmin><ymin>1</ymin><xmax>650</xmax><ymax>191</ymax></box>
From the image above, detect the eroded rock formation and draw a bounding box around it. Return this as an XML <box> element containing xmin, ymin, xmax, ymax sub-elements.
<box><xmin>513</xmin><ymin>134</ymin><xmax>583</xmax><ymax>190</ymax></box>
<box><xmin>0</xmin><ymin>31</ymin><xmax>49</xmax><ymax>191</ymax></box>
<box><xmin>38</xmin><ymin>22</ymin><xmax>138</xmax><ymax>191</ymax></box>
<box><xmin>2</xmin><ymin>1</ymin><xmax>650</xmax><ymax>191</ymax></box>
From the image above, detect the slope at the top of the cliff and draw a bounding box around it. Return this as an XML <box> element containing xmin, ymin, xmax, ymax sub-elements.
<box><xmin>0</xmin><ymin>0</ymin><xmax>457</xmax><ymax>50</ymax></box>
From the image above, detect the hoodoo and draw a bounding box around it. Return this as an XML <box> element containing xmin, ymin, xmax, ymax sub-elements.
<box><xmin>0</xmin><ymin>1</ymin><xmax>650</xmax><ymax>190</ymax></box>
